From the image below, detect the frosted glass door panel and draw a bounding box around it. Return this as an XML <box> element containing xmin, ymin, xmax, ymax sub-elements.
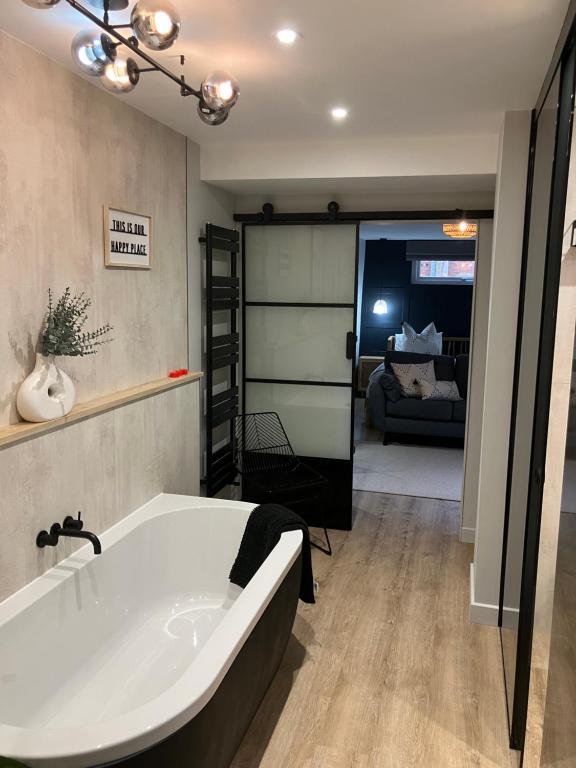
<box><xmin>246</xmin><ymin>307</ymin><xmax>354</xmax><ymax>383</ymax></box>
<box><xmin>245</xmin><ymin>383</ymin><xmax>351</xmax><ymax>460</ymax></box>
<box><xmin>245</xmin><ymin>225</ymin><xmax>357</xmax><ymax>303</ymax></box>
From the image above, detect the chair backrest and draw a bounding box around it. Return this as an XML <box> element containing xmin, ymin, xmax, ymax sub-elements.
<box><xmin>234</xmin><ymin>412</ymin><xmax>299</xmax><ymax>475</ymax></box>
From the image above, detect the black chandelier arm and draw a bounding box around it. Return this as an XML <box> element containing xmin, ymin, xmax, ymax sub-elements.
<box><xmin>63</xmin><ymin>0</ymin><xmax>202</xmax><ymax>99</ymax></box>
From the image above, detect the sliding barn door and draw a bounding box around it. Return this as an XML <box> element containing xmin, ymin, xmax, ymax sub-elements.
<box><xmin>242</xmin><ymin>224</ymin><xmax>358</xmax><ymax>530</ymax></box>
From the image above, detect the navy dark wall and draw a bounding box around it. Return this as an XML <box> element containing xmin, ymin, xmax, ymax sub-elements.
<box><xmin>359</xmin><ymin>239</ymin><xmax>473</xmax><ymax>356</ymax></box>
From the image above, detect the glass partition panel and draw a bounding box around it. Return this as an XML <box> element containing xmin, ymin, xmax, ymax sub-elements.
<box><xmin>245</xmin><ymin>383</ymin><xmax>352</xmax><ymax>460</ymax></box>
<box><xmin>245</xmin><ymin>225</ymin><xmax>357</xmax><ymax>304</ymax></box>
<box><xmin>245</xmin><ymin>306</ymin><xmax>354</xmax><ymax>383</ymax></box>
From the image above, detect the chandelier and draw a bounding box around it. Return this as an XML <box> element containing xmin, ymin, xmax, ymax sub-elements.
<box><xmin>21</xmin><ymin>0</ymin><xmax>240</xmax><ymax>126</ymax></box>
<box><xmin>443</xmin><ymin>220</ymin><xmax>478</xmax><ymax>239</ymax></box>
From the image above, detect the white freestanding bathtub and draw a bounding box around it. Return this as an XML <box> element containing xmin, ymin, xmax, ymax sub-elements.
<box><xmin>0</xmin><ymin>494</ymin><xmax>303</xmax><ymax>768</ymax></box>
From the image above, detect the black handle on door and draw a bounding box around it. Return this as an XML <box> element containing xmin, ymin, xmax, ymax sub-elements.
<box><xmin>346</xmin><ymin>331</ymin><xmax>357</xmax><ymax>360</ymax></box>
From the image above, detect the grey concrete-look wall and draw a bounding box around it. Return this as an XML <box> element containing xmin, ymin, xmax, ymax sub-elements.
<box><xmin>0</xmin><ymin>29</ymin><xmax>188</xmax><ymax>425</ymax></box>
<box><xmin>0</xmin><ymin>31</ymin><xmax>201</xmax><ymax>600</ymax></box>
<box><xmin>0</xmin><ymin>384</ymin><xmax>200</xmax><ymax>602</ymax></box>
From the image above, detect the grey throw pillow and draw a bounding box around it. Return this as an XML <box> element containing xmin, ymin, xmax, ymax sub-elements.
<box><xmin>419</xmin><ymin>379</ymin><xmax>462</xmax><ymax>401</ymax></box>
<box><xmin>390</xmin><ymin>360</ymin><xmax>436</xmax><ymax>398</ymax></box>
<box><xmin>379</xmin><ymin>372</ymin><xmax>402</xmax><ymax>402</ymax></box>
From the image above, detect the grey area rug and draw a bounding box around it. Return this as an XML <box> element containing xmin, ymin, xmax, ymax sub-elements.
<box><xmin>353</xmin><ymin>442</ymin><xmax>464</xmax><ymax>501</ymax></box>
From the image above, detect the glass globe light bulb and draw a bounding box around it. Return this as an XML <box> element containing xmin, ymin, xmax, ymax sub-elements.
<box><xmin>101</xmin><ymin>54</ymin><xmax>140</xmax><ymax>93</ymax></box>
<box><xmin>197</xmin><ymin>101</ymin><xmax>230</xmax><ymax>127</ymax></box>
<box><xmin>21</xmin><ymin>0</ymin><xmax>60</xmax><ymax>7</ymax></box>
<box><xmin>201</xmin><ymin>71</ymin><xmax>240</xmax><ymax>110</ymax></box>
<box><xmin>131</xmin><ymin>0</ymin><xmax>181</xmax><ymax>51</ymax></box>
<box><xmin>459</xmin><ymin>220</ymin><xmax>468</xmax><ymax>231</ymax></box>
<box><xmin>71</xmin><ymin>30</ymin><xmax>116</xmax><ymax>77</ymax></box>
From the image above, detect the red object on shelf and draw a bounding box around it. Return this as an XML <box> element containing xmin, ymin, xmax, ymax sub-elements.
<box><xmin>168</xmin><ymin>369</ymin><xmax>189</xmax><ymax>378</ymax></box>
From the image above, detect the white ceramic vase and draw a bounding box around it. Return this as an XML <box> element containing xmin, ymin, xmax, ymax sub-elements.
<box><xmin>16</xmin><ymin>353</ymin><xmax>76</xmax><ymax>423</ymax></box>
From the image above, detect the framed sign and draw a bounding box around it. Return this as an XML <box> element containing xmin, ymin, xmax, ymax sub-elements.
<box><xmin>104</xmin><ymin>206</ymin><xmax>152</xmax><ymax>269</ymax></box>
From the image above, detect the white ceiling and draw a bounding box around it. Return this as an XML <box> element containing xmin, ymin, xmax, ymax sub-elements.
<box><xmin>1</xmin><ymin>0</ymin><xmax>571</xmax><ymax>149</ymax></box>
<box><xmin>214</xmin><ymin>173</ymin><xmax>496</xmax><ymax>196</ymax></box>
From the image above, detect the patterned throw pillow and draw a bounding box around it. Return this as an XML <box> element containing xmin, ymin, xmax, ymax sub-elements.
<box><xmin>390</xmin><ymin>360</ymin><xmax>436</xmax><ymax>398</ymax></box>
<box><xmin>394</xmin><ymin>322</ymin><xmax>443</xmax><ymax>355</ymax></box>
<box><xmin>418</xmin><ymin>379</ymin><xmax>462</xmax><ymax>401</ymax></box>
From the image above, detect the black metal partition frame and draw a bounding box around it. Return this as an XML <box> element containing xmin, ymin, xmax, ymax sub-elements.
<box><xmin>241</xmin><ymin>221</ymin><xmax>360</xmax><ymax>530</ymax></box>
<box><xmin>202</xmin><ymin>223</ymin><xmax>240</xmax><ymax>497</ymax></box>
<box><xmin>234</xmin><ymin>209</ymin><xmax>494</xmax><ymax>224</ymax></box>
<box><xmin>500</xmin><ymin>39</ymin><xmax>576</xmax><ymax>754</ymax></box>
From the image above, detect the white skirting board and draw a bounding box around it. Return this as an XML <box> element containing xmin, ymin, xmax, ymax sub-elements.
<box><xmin>501</xmin><ymin>606</ymin><xmax>520</xmax><ymax>631</ymax></box>
<box><xmin>460</xmin><ymin>526</ymin><xmax>476</xmax><ymax>543</ymax></box>
<box><xmin>469</xmin><ymin>562</ymin><xmax>521</xmax><ymax>627</ymax></box>
<box><xmin>469</xmin><ymin>562</ymin><xmax>499</xmax><ymax>625</ymax></box>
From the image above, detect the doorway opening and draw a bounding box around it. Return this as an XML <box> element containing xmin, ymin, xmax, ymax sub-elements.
<box><xmin>354</xmin><ymin>220</ymin><xmax>476</xmax><ymax>503</ymax></box>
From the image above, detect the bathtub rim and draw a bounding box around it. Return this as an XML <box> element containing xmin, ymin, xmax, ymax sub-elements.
<box><xmin>0</xmin><ymin>494</ymin><xmax>303</xmax><ymax>768</ymax></box>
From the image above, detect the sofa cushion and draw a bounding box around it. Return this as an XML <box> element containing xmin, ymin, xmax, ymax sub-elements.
<box><xmin>453</xmin><ymin>400</ymin><xmax>467</xmax><ymax>423</ymax></box>
<box><xmin>385</xmin><ymin>350</ymin><xmax>455</xmax><ymax>381</ymax></box>
<box><xmin>419</xmin><ymin>379</ymin><xmax>462</xmax><ymax>402</ymax></box>
<box><xmin>390</xmin><ymin>360</ymin><xmax>436</xmax><ymax>398</ymax></box>
<box><xmin>386</xmin><ymin>398</ymin><xmax>454</xmax><ymax>422</ymax></box>
<box><xmin>455</xmin><ymin>355</ymin><xmax>469</xmax><ymax>399</ymax></box>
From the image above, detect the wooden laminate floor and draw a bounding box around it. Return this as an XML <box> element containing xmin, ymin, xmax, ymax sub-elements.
<box><xmin>230</xmin><ymin>492</ymin><xmax>519</xmax><ymax>768</ymax></box>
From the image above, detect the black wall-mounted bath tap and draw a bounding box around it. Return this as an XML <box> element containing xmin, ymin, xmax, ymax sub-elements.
<box><xmin>36</xmin><ymin>512</ymin><xmax>102</xmax><ymax>555</ymax></box>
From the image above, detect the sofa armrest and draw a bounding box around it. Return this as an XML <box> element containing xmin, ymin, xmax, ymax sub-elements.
<box><xmin>366</xmin><ymin>379</ymin><xmax>387</xmax><ymax>432</ymax></box>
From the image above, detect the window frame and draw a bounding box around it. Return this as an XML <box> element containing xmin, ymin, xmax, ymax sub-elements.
<box><xmin>411</xmin><ymin>259</ymin><xmax>475</xmax><ymax>285</ymax></box>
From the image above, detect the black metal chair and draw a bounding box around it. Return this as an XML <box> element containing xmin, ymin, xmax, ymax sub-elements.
<box><xmin>234</xmin><ymin>412</ymin><xmax>332</xmax><ymax>555</ymax></box>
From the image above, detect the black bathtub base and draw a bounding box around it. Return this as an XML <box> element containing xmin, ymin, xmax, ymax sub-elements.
<box><xmin>104</xmin><ymin>555</ymin><xmax>302</xmax><ymax>768</ymax></box>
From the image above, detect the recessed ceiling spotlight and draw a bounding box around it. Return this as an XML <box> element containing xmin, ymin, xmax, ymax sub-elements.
<box><xmin>276</xmin><ymin>29</ymin><xmax>299</xmax><ymax>45</ymax></box>
<box><xmin>331</xmin><ymin>107</ymin><xmax>348</xmax><ymax>120</ymax></box>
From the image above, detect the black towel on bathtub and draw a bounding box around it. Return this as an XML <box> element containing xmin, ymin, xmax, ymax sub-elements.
<box><xmin>229</xmin><ymin>503</ymin><xmax>315</xmax><ymax>604</ymax></box>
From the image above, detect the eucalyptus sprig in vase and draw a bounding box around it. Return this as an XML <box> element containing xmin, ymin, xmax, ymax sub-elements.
<box><xmin>17</xmin><ymin>288</ymin><xmax>113</xmax><ymax>423</ymax></box>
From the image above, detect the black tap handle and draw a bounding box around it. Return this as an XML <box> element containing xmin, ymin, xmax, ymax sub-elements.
<box><xmin>63</xmin><ymin>512</ymin><xmax>83</xmax><ymax>531</ymax></box>
<box><xmin>36</xmin><ymin>528</ymin><xmax>60</xmax><ymax>548</ymax></box>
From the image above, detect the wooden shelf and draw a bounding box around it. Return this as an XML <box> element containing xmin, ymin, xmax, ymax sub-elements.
<box><xmin>0</xmin><ymin>372</ymin><xmax>203</xmax><ymax>449</ymax></box>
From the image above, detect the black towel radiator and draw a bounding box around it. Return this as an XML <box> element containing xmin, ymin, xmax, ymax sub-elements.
<box><xmin>201</xmin><ymin>223</ymin><xmax>240</xmax><ymax>497</ymax></box>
